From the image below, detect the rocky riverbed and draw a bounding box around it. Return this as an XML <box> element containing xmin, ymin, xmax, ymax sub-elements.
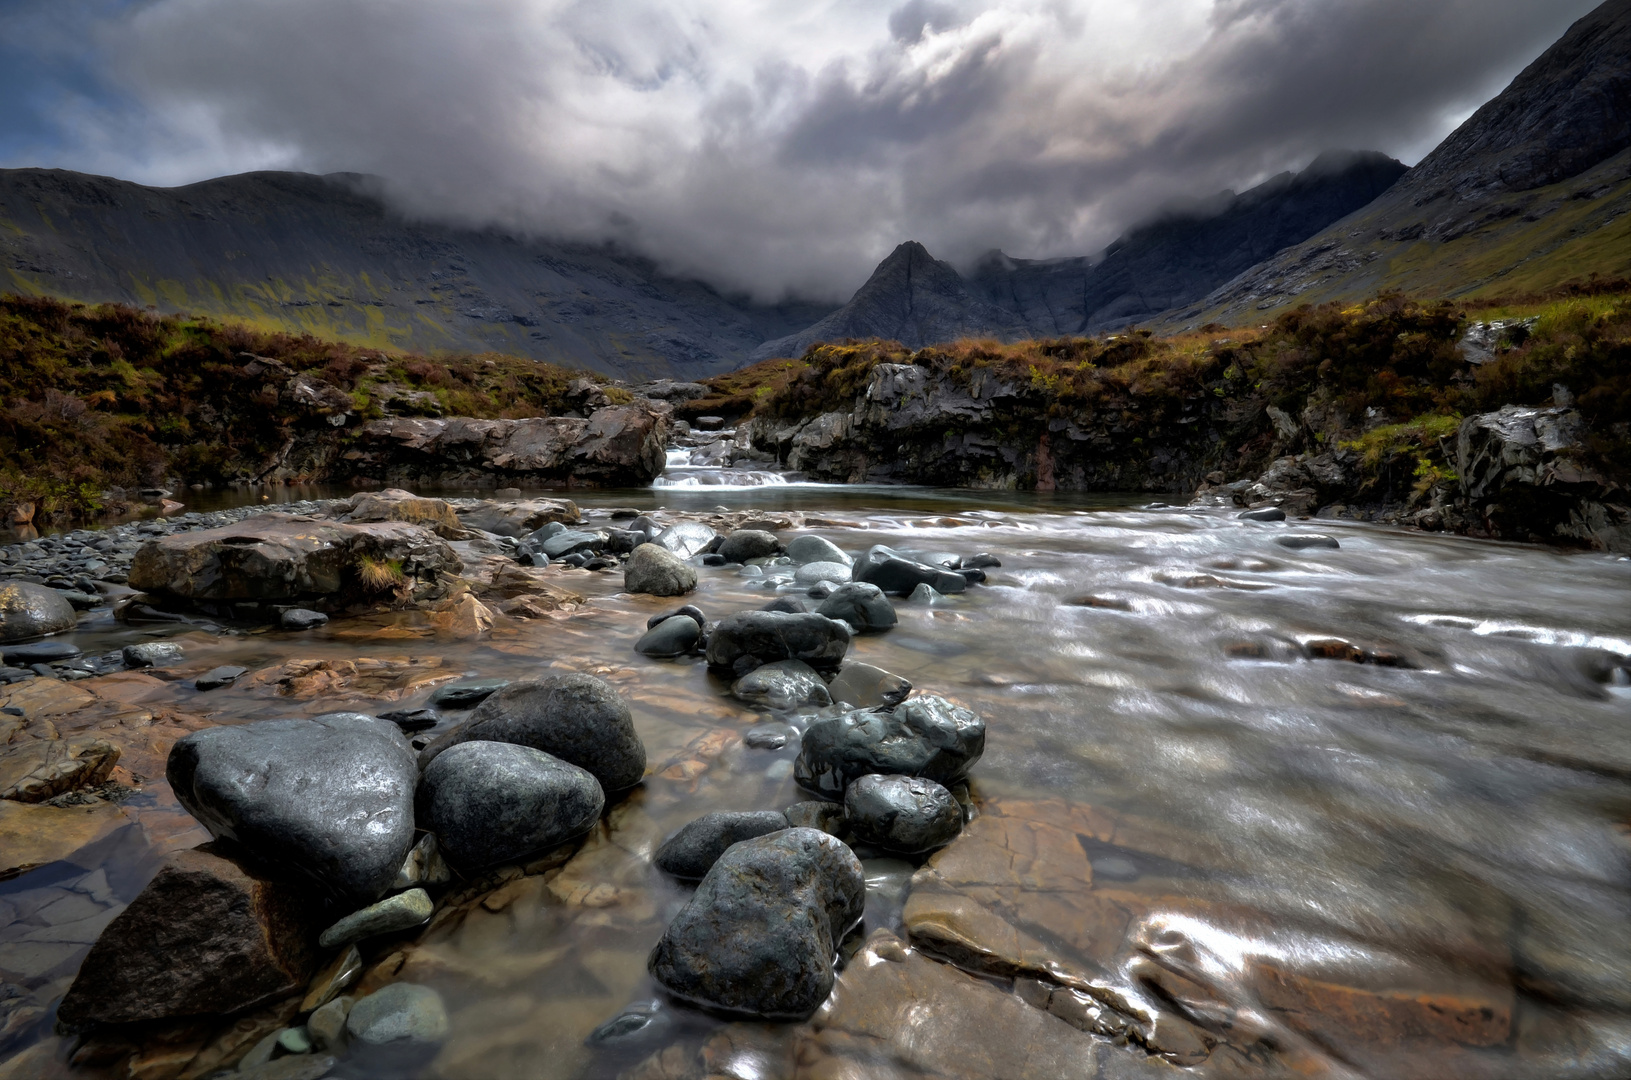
<box><xmin>0</xmin><ymin>481</ymin><xmax>1628</xmax><ymax>1080</ymax></box>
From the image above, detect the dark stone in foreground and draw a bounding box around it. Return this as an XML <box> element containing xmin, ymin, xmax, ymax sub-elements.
<box><xmin>56</xmin><ymin>845</ymin><xmax>318</xmax><ymax>1027</ymax></box>
<box><xmin>420</xmin><ymin>672</ymin><xmax>646</xmax><ymax>791</ymax></box>
<box><xmin>654</xmin><ymin>810</ymin><xmax>790</xmax><ymax>881</ymax></box>
<box><xmin>816</xmin><ymin>582</ymin><xmax>897</xmax><ymax>632</ymax></box>
<box><xmin>705</xmin><ymin>610</ymin><xmax>851</xmax><ymax>676</ymax></box>
<box><xmin>419</xmin><ymin>741</ymin><xmax>604</xmax><ymax>871</ymax></box>
<box><xmin>648</xmin><ymin>828</ymin><xmax>864</xmax><ymax>1020</ymax></box>
<box><xmin>795</xmin><ymin>695</ymin><xmax>985</xmax><ymax>798</ymax></box>
<box><xmin>0</xmin><ymin>581</ymin><xmax>77</xmax><ymax>644</ymax></box>
<box><xmin>636</xmin><ymin>615</ymin><xmax>702</xmax><ymax>658</ymax></box>
<box><xmin>166</xmin><ymin>714</ymin><xmax>418</xmax><ymax>906</ymax></box>
<box><xmin>844</xmin><ymin>774</ymin><xmax>962</xmax><ymax>854</ymax></box>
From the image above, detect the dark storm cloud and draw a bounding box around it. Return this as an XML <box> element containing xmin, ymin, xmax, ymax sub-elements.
<box><xmin>1</xmin><ymin>0</ymin><xmax>1605</xmax><ymax>300</ymax></box>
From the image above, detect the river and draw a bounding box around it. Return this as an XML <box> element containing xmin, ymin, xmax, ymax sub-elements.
<box><xmin>2</xmin><ymin>457</ymin><xmax>1629</xmax><ymax>1079</ymax></box>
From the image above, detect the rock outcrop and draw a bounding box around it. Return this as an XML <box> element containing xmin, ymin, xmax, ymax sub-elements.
<box><xmin>352</xmin><ymin>403</ymin><xmax>671</xmax><ymax>488</ymax></box>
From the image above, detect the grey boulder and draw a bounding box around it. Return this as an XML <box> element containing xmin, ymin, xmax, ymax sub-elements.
<box><xmin>795</xmin><ymin>695</ymin><xmax>985</xmax><ymax>798</ymax></box>
<box><xmin>785</xmin><ymin>535</ymin><xmax>852</xmax><ymax>567</ymax></box>
<box><xmin>280</xmin><ymin>608</ymin><xmax>329</xmax><ymax>630</ymax></box>
<box><xmin>636</xmin><ymin>615</ymin><xmax>702</xmax><ymax>658</ymax></box>
<box><xmin>428</xmin><ymin>678</ymin><xmax>509</xmax><ymax>709</ymax></box>
<box><xmin>346</xmin><ymin>982</ymin><xmax>448</xmax><ymax>1071</ymax></box>
<box><xmin>419</xmin><ymin>673</ymin><xmax>645</xmax><ymax>791</ymax></box>
<box><xmin>0</xmin><ymin>581</ymin><xmax>76</xmax><ymax>643</ymax></box>
<box><xmin>716</xmin><ymin>529</ymin><xmax>781</xmax><ymax>563</ymax></box>
<box><xmin>731</xmin><ymin>660</ymin><xmax>832</xmax><ymax>709</ymax></box>
<box><xmin>647</xmin><ymin>828</ymin><xmax>864</xmax><ymax>1020</ymax></box>
<box><xmin>816</xmin><ymin>582</ymin><xmax>897</xmax><ymax>632</ymax></box>
<box><xmin>165</xmin><ymin>714</ymin><xmax>418</xmax><ymax>907</ymax></box>
<box><xmin>852</xmin><ymin>546</ymin><xmax>967</xmax><ymax>597</ymax></box>
<box><xmin>624</xmin><ymin>543</ymin><xmax>698</xmax><ymax>596</ymax></box>
<box><xmin>794</xmin><ymin>561</ymin><xmax>853</xmax><ymax>585</ymax></box>
<box><xmin>542</xmin><ymin>529</ymin><xmax>607</xmax><ymax>559</ymax></box>
<box><xmin>418</xmin><ymin>740</ymin><xmax>604</xmax><ymax>870</ymax></box>
<box><xmin>705</xmin><ymin>611</ymin><xmax>851</xmax><ymax>677</ymax></box>
<box><xmin>653</xmin><ymin>810</ymin><xmax>790</xmax><ymax>881</ymax></box>
<box><xmin>844</xmin><ymin>774</ymin><xmax>962</xmax><ymax>854</ymax></box>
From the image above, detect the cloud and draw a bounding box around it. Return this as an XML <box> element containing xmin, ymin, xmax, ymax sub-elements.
<box><xmin>2</xmin><ymin>0</ymin><xmax>1605</xmax><ymax>300</ymax></box>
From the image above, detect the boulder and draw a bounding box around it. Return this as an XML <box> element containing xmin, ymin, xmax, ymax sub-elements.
<box><xmin>0</xmin><ymin>581</ymin><xmax>76</xmax><ymax>644</ymax></box>
<box><xmin>419</xmin><ymin>673</ymin><xmax>645</xmax><ymax>791</ymax></box>
<box><xmin>1238</xmin><ymin>507</ymin><xmax>1287</xmax><ymax>522</ymax></box>
<box><xmin>624</xmin><ymin>543</ymin><xmax>698</xmax><ymax>596</ymax></box>
<box><xmin>647</xmin><ymin>828</ymin><xmax>865</xmax><ymax>1020</ymax></box>
<box><xmin>418</xmin><ymin>740</ymin><xmax>604</xmax><ymax>870</ymax></box>
<box><xmin>731</xmin><ymin>660</ymin><xmax>833</xmax><ymax>709</ymax></box>
<box><xmin>122</xmin><ymin>642</ymin><xmax>184</xmax><ymax>668</ymax></box>
<box><xmin>341</xmin><ymin>489</ymin><xmax>467</xmax><ymax>539</ymax></box>
<box><xmin>852</xmin><ymin>546</ymin><xmax>967</xmax><ymax>597</ymax></box>
<box><xmin>795</xmin><ymin>695</ymin><xmax>986</xmax><ymax>798</ymax></box>
<box><xmin>541</xmin><ymin>529</ymin><xmax>607</xmax><ymax>559</ymax></box>
<box><xmin>636</xmin><ymin>615</ymin><xmax>702</xmax><ymax>658</ymax></box>
<box><xmin>844</xmin><ymin>774</ymin><xmax>962</xmax><ymax>854</ymax></box>
<box><xmin>828</xmin><ymin>662</ymin><xmax>912</xmax><ymax>708</ymax></box>
<box><xmin>795</xmin><ymin>561</ymin><xmax>853</xmax><ymax>585</ymax></box>
<box><xmin>655</xmin><ymin>522</ymin><xmax>717</xmax><ymax>559</ymax></box>
<box><xmin>56</xmin><ymin>845</ymin><xmax>319</xmax><ymax>1027</ymax></box>
<box><xmin>816</xmin><ymin>582</ymin><xmax>898</xmax><ymax>632</ymax></box>
<box><xmin>653</xmin><ymin>810</ymin><xmax>791</xmax><ymax>881</ymax></box>
<box><xmin>785</xmin><ymin>535</ymin><xmax>852</xmax><ymax>567</ymax></box>
<box><xmin>0</xmin><ymin>737</ymin><xmax>120</xmax><ymax>802</ymax></box>
<box><xmin>705</xmin><ymin>611</ymin><xmax>851</xmax><ymax>677</ymax></box>
<box><xmin>646</xmin><ymin>604</ymin><xmax>706</xmax><ymax>629</ymax></box>
<box><xmin>456</xmin><ymin>498</ymin><xmax>581</xmax><ymax>537</ymax></box>
<box><xmin>166</xmin><ymin>714</ymin><xmax>418</xmax><ymax>906</ymax></box>
<box><xmin>717</xmin><ymin>529</ymin><xmax>781</xmax><ymax>563</ymax></box>
<box><xmin>128</xmin><ymin>514</ymin><xmax>461</xmax><ymax>606</ymax></box>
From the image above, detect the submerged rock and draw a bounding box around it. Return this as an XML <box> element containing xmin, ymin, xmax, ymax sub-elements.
<box><xmin>56</xmin><ymin>845</ymin><xmax>319</xmax><ymax>1027</ymax></box>
<box><xmin>166</xmin><ymin>714</ymin><xmax>418</xmax><ymax>906</ymax></box>
<box><xmin>795</xmin><ymin>696</ymin><xmax>985</xmax><ymax>798</ymax></box>
<box><xmin>0</xmin><ymin>737</ymin><xmax>120</xmax><ymax>802</ymax></box>
<box><xmin>845</xmin><ymin>774</ymin><xmax>963</xmax><ymax>854</ymax></box>
<box><xmin>731</xmin><ymin>659</ymin><xmax>833</xmax><ymax>709</ymax></box>
<box><xmin>624</xmin><ymin>543</ymin><xmax>698</xmax><ymax>596</ymax></box>
<box><xmin>817</xmin><ymin>582</ymin><xmax>898</xmax><ymax>632</ymax></box>
<box><xmin>636</xmin><ymin>615</ymin><xmax>703</xmax><ymax>658</ymax></box>
<box><xmin>784</xmin><ymin>800</ymin><xmax>847</xmax><ymax>837</ymax></box>
<box><xmin>785</xmin><ymin>535</ymin><xmax>852</xmax><ymax>567</ymax></box>
<box><xmin>647</xmin><ymin>604</ymin><xmax>706</xmax><ymax>629</ymax></box>
<box><xmin>648</xmin><ymin>828</ymin><xmax>865</xmax><ymax>1020</ymax></box>
<box><xmin>419</xmin><ymin>672</ymin><xmax>645</xmax><ymax>791</ymax></box>
<box><xmin>418</xmin><ymin>740</ymin><xmax>604</xmax><ymax>870</ymax></box>
<box><xmin>1276</xmin><ymin>534</ymin><xmax>1341</xmax><ymax>550</ymax></box>
<box><xmin>0</xmin><ymin>581</ymin><xmax>76</xmax><ymax>644</ymax></box>
<box><xmin>346</xmin><ymin>982</ymin><xmax>449</xmax><ymax>1062</ymax></box>
<box><xmin>827</xmin><ymin>663</ymin><xmax>912</xmax><ymax>709</ymax></box>
<box><xmin>705</xmin><ymin>610</ymin><xmax>851</xmax><ymax>676</ymax></box>
<box><xmin>428</xmin><ymin>678</ymin><xmax>509</xmax><ymax>709</ymax></box>
<box><xmin>654</xmin><ymin>810</ymin><xmax>791</xmax><ymax>881</ymax></box>
<box><xmin>655</xmin><ymin>522</ymin><xmax>717</xmax><ymax>559</ymax></box>
<box><xmin>717</xmin><ymin>529</ymin><xmax>782</xmax><ymax>563</ymax></box>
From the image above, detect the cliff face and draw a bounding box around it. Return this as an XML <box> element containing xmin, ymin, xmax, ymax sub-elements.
<box><xmin>1178</xmin><ymin>0</ymin><xmax>1631</xmax><ymax>326</ymax></box>
<box><xmin>0</xmin><ymin>169</ymin><xmax>834</xmax><ymax>380</ymax></box>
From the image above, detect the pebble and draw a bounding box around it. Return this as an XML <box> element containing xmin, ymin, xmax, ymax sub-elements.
<box><xmin>306</xmin><ymin>995</ymin><xmax>354</xmax><ymax>1051</ymax></box>
<box><xmin>744</xmin><ymin>726</ymin><xmax>791</xmax><ymax>750</ymax></box>
<box><xmin>277</xmin><ymin>1027</ymin><xmax>313</xmax><ymax>1054</ymax></box>
<box><xmin>319</xmin><ymin>888</ymin><xmax>433</xmax><ymax>949</ymax></box>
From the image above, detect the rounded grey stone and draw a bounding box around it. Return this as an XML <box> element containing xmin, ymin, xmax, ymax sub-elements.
<box><xmin>624</xmin><ymin>543</ymin><xmax>698</xmax><ymax>597</ymax></box>
<box><xmin>827</xmin><ymin>663</ymin><xmax>912</xmax><ymax>709</ymax></box>
<box><xmin>1239</xmin><ymin>507</ymin><xmax>1287</xmax><ymax>522</ymax></box>
<box><xmin>655</xmin><ymin>522</ymin><xmax>717</xmax><ymax>559</ymax></box>
<box><xmin>636</xmin><ymin>615</ymin><xmax>702</xmax><ymax>658</ymax></box>
<box><xmin>0</xmin><ymin>581</ymin><xmax>76</xmax><ymax>644</ymax></box>
<box><xmin>731</xmin><ymin>660</ymin><xmax>832</xmax><ymax>709</ymax></box>
<box><xmin>816</xmin><ymin>583</ymin><xmax>897</xmax><ymax>632</ymax></box>
<box><xmin>795</xmin><ymin>561</ymin><xmax>852</xmax><ymax>585</ymax></box>
<box><xmin>280</xmin><ymin>608</ymin><xmax>329</xmax><ymax>630</ymax></box>
<box><xmin>794</xmin><ymin>695</ymin><xmax>985</xmax><ymax>798</ymax></box>
<box><xmin>844</xmin><ymin>774</ymin><xmax>962</xmax><ymax>854</ymax></box>
<box><xmin>1276</xmin><ymin>534</ymin><xmax>1341</xmax><ymax>549</ymax></box>
<box><xmin>705</xmin><ymin>611</ymin><xmax>851</xmax><ymax>676</ymax></box>
<box><xmin>716</xmin><ymin>529</ymin><xmax>781</xmax><ymax>563</ymax></box>
<box><xmin>122</xmin><ymin>642</ymin><xmax>184</xmax><ymax>668</ymax></box>
<box><xmin>346</xmin><ymin>983</ymin><xmax>449</xmax><ymax>1047</ymax></box>
<box><xmin>851</xmin><ymin>546</ymin><xmax>967</xmax><ymax>597</ymax></box>
<box><xmin>654</xmin><ymin>810</ymin><xmax>790</xmax><ymax>881</ymax></box>
<box><xmin>785</xmin><ymin>536</ymin><xmax>852</xmax><ymax>567</ymax></box>
<box><xmin>418</xmin><ymin>740</ymin><xmax>604</xmax><ymax>870</ymax></box>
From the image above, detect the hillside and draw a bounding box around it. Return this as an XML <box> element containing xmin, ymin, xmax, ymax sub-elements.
<box><xmin>752</xmin><ymin>152</ymin><xmax>1405</xmax><ymax>359</ymax></box>
<box><xmin>0</xmin><ymin>169</ymin><xmax>834</xmax><ymax>380</ymax></box>
<box><xmin>1173</xmin><ymin>0</ymin><xmax>1631</xmax><ymax>327</ymax></box>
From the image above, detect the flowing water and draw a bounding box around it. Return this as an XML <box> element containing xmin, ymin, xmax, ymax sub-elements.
<box><xmin>3</xmin><ymin>465</ymin><xmax>1630</xmax><ymax>1079</ymax></box>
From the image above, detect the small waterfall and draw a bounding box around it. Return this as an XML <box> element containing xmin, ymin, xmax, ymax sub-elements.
<box><xmin>655</xmin><ymin>443</ymin><xmax>796</xmax><ymax>489</ymax></box>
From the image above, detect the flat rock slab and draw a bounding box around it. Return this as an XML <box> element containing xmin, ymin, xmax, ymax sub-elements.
<box><xmin>0</xmin><ymin>737</ymin><xmax>120</xmax><ymax>802</ymax></box>
<box><xmin>166</xmin><ymin>714</ymin><xmax>419</xmax><ymax>906</ymax></box>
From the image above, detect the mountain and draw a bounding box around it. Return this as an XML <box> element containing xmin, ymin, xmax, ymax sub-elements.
<box><xmin>0</xmin><ymin>168</ymin><xmax>835</xmax><ymax>380</ymax></box>
<box><xmin>751</xmin><ymin>151</ymin><xmax>1405</xmax><ymax>360</ymax></box>
<box><xmin>1172</xmin><ymin>0</ymin><xmax>1631</xmax><ymax>326</ymax></box>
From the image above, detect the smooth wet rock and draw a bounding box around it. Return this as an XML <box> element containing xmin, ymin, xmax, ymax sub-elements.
<box><xmin>419</xmin><ymin>740</ymin><xmax>604</xmax><ymax>870</ymax></box>
<box><xmin>731</xmin><ymin>660</ymin><xmax>833</xmax><ymax>709</ymax></box>
<box><xmin>794</xmin><ymin>561</ymin><xmax>853</xmax><ymax>587</ymax></box>
<box><xmin>761</xmin><ymin>595</ymin><xmax>808</xmax><ymax>614</ymax></box>
<box><xmin>636</xmin><ymin>615</ymin><xmax>702</xmax><ymax>658</ymax></box>
<box><xmin>307</xmin><ymin>995</ymin><xmax>353</xmax><ymax>1051</ymax></box>
<box><xmin>377</xmin><ymin>707</ymin><xmax>439</xmax><ymax>732</ymax></box>
<box><xmin>345</xmin><ymin>983</ymin><xmax>448</xmax><ymax>1051</ymax></box>
<box><xmin>705</xmin><ymin>610</ymin><xmax>851</xmax><ymax>676</ymax></box>
<box><xmin>166</xmin><ymin>714</ymin><xmax>418</xmax><ymax>906</ymax></box>
<box><xmin>785</xmin><ymin>535</ymin><xmax>852</xmax><ymax>567</ymax></box>
<box><xmin>1276</xmin><ymin>534</ymin><xmax>1341</xmax><ymax>550</ymax></box>
<box><xmin>647</xmin><ymin>828</ymin><xmax>865</xmax><ymax>1020</ymax></box>
<box><xmin>2</xmin><ymin>640</ymin><xmax>81</xmax><ymax>665</ymax></box>
<box><xmin>646</xmin><ymin>604</ymin><xmax>705</xmax><ymax>629</ymax></box>
<box><xmin>542</xmin><ymin>529</ymin><xmax>606</xmax><ymax>559</ymax></box>
<box><xmin>0</xmin><ymin>581</ymin><xmax>77</xmax><ymax>644</ymax></box>
<box><xmin>195</xmin><ymin>665</ymin><xmax>247</xmax><ymax>691</ymax></box>
<box><xmin>1239</xmin><ymin>507</ymin><xmax>1287</xmax><ymax>522</ymax></box>
<box><xmin>319</xmin><ymin>888</ymin><xmax>434</xmax><ymax>949</ymax></box>
<box><xmin>744</xmin><ymin>727</ymin><xmax>790</xmax><ymax>750</ymax></box>
<box><xmin>121</xmin><ymin>642</ymin><xmax>183</xmax><ymax>668</ymax></box>
<box><xmin>456</xmin><ymin>499</ymin><xmax>579</xmax><ymax>538</ymax></box>
<box><xmin>56</xmin><ymin>845</ymin><xmax>319</xmax><ymax>1027</ymax></box>
<box><xmin>907</xmin><ymin>582</ymin><xmax>943</xmax><ymax>604</ymax></box>
<box><xmin>428</xmin><ymin>678</ymin><xmax>509</xmax><ymax>710</ymax></box>
<box><xmin>655</xmin><ymin>522</ymin><xmax>717</xmax><ymax>559</ymax></box>
<box><xmin>852</xmin><ymin>546</ymin><xmax>968</xmax><ymax>597</ymax></box>
<box><xmin>845</xmin><ymin>774</ymin><xmax>963</xmax><ymax>854</ymax></box>
<box><xmin>796</xmin><ymin>696</ymin><xmax>986</xmax><ymax>798</ymax></box>
<box><xmin>653</xmin><ymin>810</ymin><xmax>791</xmax><ymax>881</ymax></box>
<box><xmin>827</xmin><ymin>663</ymin><xmax>912</xmax><ymax>708</ymax></box>
<box><xmin>278</xmin><ymin>1026</ymin><xmax>314</xmax><ymax>1054</ymax></box>
<box><xmin>421</xmin><ymin>673</ymin><xmax>644</xmax><ymax>791</ymax></box>
<box><xmin>784</xmin><ymin>800</ymin><xmax>847</xmax><ymax>837</ymax></box>
<box><xmin>624</xmin><ymin>543</ymin><xmax>698</xmax><ymax>596</ymax></box>
<box><xmin>963</xmin><ymin>553</ymin><xmax>1001</xmax><ymax>569</ymax></box>
<box><xmin>281</xmin><ymin>608</ymin><xmax>329</xmax><ymax>630</ymax></box>
<box><xmin>717</xmin><ymin>529</ymin><xmax>781</xmax><ymax>563</ymax></box>
<box><xmin>585</xmin><ymin>1000</ymin><xmax>667</xmax><ymax>1047</ymax></box>
<box><xmin>817</xmin><ymin>582</ymin><xmax>898</xmax><ymax>632</ymax></box>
